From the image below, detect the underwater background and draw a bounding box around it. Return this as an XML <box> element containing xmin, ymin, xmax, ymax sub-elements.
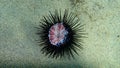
<box><xmin>0</xmin><ymin>0</ymin><xmax>120</xmax><ymax>68</ymax></box>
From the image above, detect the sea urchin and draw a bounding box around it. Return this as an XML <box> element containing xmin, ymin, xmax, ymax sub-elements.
<box><xmin>36</xmin><ymin>9</ymin><xmax>85</xmax><ymax>59</ymax></box>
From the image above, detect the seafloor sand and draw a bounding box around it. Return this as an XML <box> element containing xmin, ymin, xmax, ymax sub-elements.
<box><xmin>0</xmin><ymin>0</ymin><xmax>120</xmax><ymax>68</ymax></box>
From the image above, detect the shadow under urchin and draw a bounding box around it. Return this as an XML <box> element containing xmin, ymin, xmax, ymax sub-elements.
<box><xmin>36</xmin><ymin>9</ymin><xmax>85</xmax><ymax>59</ymax></box>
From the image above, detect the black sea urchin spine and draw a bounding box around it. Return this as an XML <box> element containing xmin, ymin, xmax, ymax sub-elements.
<box><xmin>36</xmin><ymin>9</ymin><xmax>85</xmax><ymax>59</ymax></box>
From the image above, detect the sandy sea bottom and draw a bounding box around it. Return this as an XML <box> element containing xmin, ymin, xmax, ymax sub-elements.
<box><xmin>0</xmin><ymin>0</ymin><xmax>120</xmax><ymax>68</ymax></box>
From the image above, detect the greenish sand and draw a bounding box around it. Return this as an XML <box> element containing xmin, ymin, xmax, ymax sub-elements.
<box><xmin>0</xmin><ymin>0</ymin><xmax>120</xmax><ymax>68</ymax></box>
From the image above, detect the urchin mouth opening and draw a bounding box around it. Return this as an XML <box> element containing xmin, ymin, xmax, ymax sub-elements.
<box><xmin>48</xmin><ymin>22</ymin><xmax>69</xmax><ymax>46</ymax></box>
